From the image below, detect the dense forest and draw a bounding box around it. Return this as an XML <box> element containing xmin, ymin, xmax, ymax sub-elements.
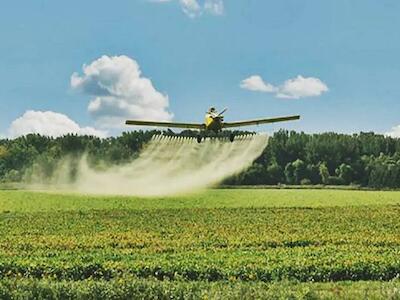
<box><xmin>0</xmin><ymin>130</ymin><xmax>400</xmax><ymax>188</ymax></box>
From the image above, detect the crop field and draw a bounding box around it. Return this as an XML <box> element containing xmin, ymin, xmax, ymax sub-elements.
<box><xmin>1</xmin><ymin>189</ymin><xmax>400</xmax><ymax>299</ymax></box>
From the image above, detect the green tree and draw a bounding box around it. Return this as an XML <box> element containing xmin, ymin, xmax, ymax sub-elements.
<box><xmin>319</xmin><ymin>162</ymin><xmax>330</xmax><ymax>185</ymax></box>
<box><xmin>284</xmin><ymin>162</ymin><xmax>295</xmax><ymax>184</ymax></box>
<box><xmin>292</xmin><ymin>159</ymin><xmax>307</xmax><ymax>184</ymax></box>
<box><xmin>336</xmin><ymin>163</ymin><xmax>354</xmax><ymax>184</ymax></box>
<box><xmin>266</xmin><ymin>162</ymin><xmax>283</xmax><ymax>184</ymax></box>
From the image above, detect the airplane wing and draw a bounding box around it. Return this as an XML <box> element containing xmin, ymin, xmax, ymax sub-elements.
<box><xmin>223</xmin><ymin>115</ymin><xmax>300</xmax><ymax>128</ymax></box>
<box><xmin>125</xmin><ymin>120</ymin><xmax>205</xmax><ymax>130</ymax></box>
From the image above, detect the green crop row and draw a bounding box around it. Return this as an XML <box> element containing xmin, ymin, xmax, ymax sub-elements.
<box><xmin>1</xmin><ymin>190</ymin><xmax>400</xmax><ymax>291</ymax></box>
<box><xmin>0</xmin><ymin>205</ymin><xmax>399</xmax><ymax>282</ymax></box>
<box><xmin>0</xmin><ymin>244</ymin><xmax>400</xmax><ymax>281</ymax></box>
<box><xmin>0</xmin><ymin>278</ymin><xmax>400</xmax><ymax>300</ymax></box>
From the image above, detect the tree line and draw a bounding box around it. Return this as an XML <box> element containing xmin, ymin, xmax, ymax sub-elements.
<box><xmin>0</xmin><ymin>130</ymin><xmax>399</xmax><ymax>188</ymax></box>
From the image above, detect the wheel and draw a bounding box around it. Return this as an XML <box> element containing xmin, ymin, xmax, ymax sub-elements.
<box><xmin>229</xmin><ymin>133</ymin><xmax>235</xmax><ymax>142</ymax></box>
<box><xmin>197</xmin><ymin>135</ymin><xmax>202</xmax><ymax>143</ymax></box>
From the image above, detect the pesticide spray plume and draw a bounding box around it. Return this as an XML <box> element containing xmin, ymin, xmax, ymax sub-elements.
<box><xmin>27</xmin><ymin>133</ymin><xmax>268</xmax><ymax>196</ymax></box>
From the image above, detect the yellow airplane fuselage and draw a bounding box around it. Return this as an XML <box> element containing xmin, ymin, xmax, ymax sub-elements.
<box><xmin>205</xmin><ymin>115</ymin><xmax>223</xmax><ymax>132</ymax></box>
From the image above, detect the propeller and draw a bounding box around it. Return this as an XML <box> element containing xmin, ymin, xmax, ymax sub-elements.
<box><xmin>217</xmin><ymin>107</ymin><xmax>228</xmax><ymax>117</ymax></box>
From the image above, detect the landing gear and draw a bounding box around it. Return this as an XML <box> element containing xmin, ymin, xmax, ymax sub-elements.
<box><xmin>197</xmin><ymin>135</ymin><xmax>202</xmax><ymax>143</ymax></box>
<box><xmin>229</xmin><ymin>133</ymin><xmax>235</xmax><ymax>142</ymax></box>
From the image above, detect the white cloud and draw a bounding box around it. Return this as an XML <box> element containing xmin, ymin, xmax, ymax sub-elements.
<box><xmin>276</xmin><ymin>76</ymin><xmax>329</xmax><ymax>99</ymax></box>
<box><xmin>239</xmin><ymin>75</ymin><xmax>276</xmax><ymax>93</ymax></box>
<box><xmin>180</xmin><ymin>0</ymin><xmax>202</xmax><ymax>17</ymax></box>
<box><xmin>240</xmin><ymin>75</ymin><xmax>328</xmax><ymax>99</ymax></box>
<box><xmin>71</xmin><ymin>55</ymin><xmax>173</xmax><ymax>128</ymax></box>
<box><xmin>204</xmin><ymin>0</ymin><xmax>224</xmax><ymax>15</ymax></box>
<box><xmin>150</xmin><ymin>0</ymin><xmax>224</xmax><ymax>17</ymax></box>
<box><xmin>386</xmin><ymin>125</ymin><xmax>400</xmax><ymax>138</ymax></box>
<box><xmin>8</xmin><ymin>110</ymin><xmax>107</xmax><ymax>138</ymax></box>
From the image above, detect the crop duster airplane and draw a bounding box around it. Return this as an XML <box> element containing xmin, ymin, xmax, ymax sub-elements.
<box><xmin>126</xmin><ymin>107</ymin><xmax>300</xmax><ymax>143</ymax></box>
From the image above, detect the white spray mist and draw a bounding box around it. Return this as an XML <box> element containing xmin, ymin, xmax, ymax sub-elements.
<box><xmin>26</xmin><ymin>134</ymin><xmax>268</xmax><ymax>196</ymax></box>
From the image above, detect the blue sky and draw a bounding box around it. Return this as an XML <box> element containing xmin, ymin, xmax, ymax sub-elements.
<box><xmin>1</xmin><ymin>0</ymin><xmax>400</xmax><ymax>137</ymax></box>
